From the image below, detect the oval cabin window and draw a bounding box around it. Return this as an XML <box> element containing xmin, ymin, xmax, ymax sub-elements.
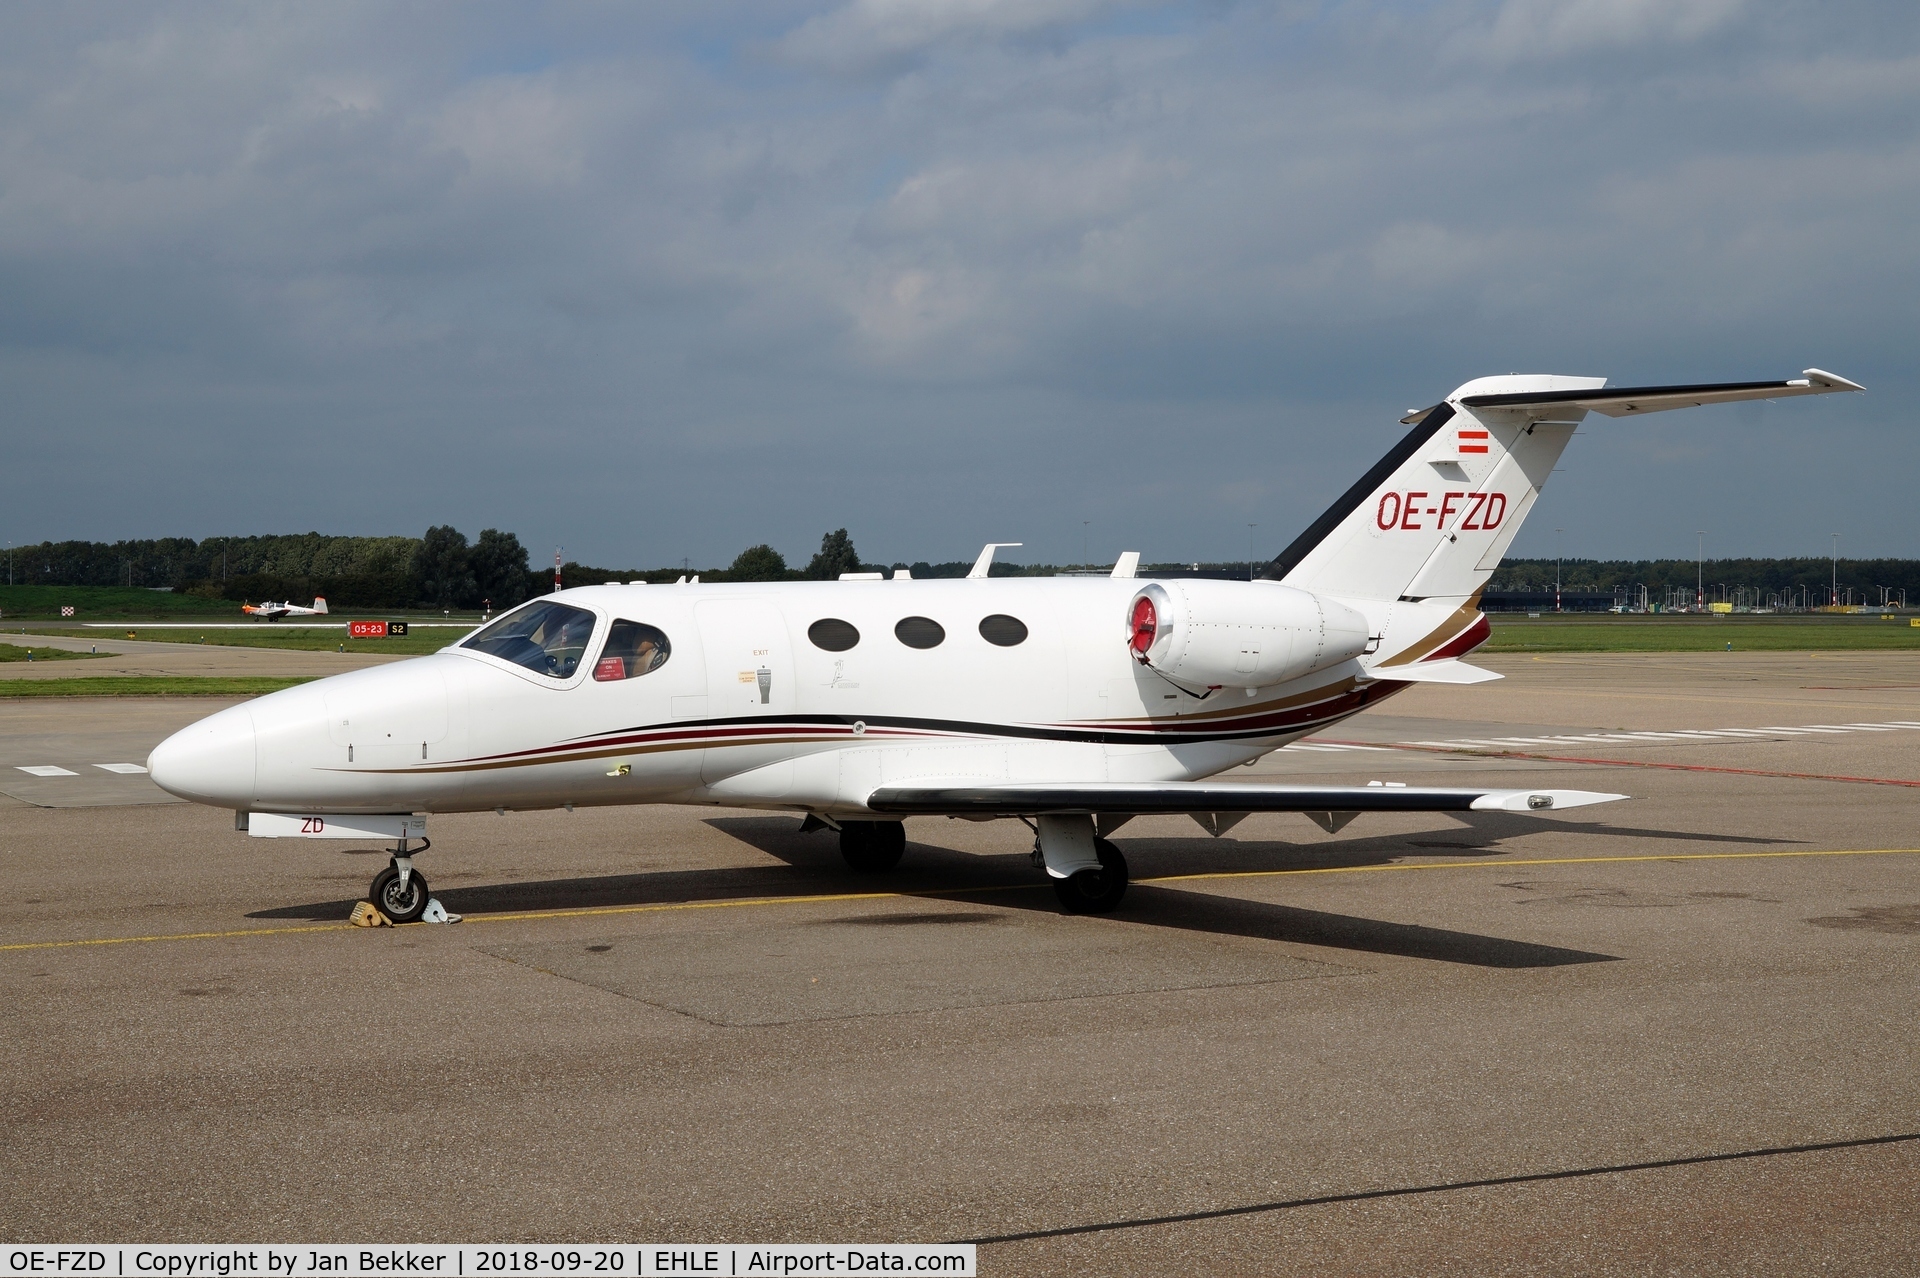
<box><xmin>894</xmin><ymin>616</ymin><xmax>946</xmax><ymax>649</ymax></box>
<box><xmin>978</xmin><ymin>614</ymin><xmax>1028</xmax><ymax>647</ymax></box>
<box><xmin>593</xmin><ymin>620</ymin><xmax>672</xmax><ymax>681</ymax></box>
<box><xmin>808</xmin><ymin>618</ymin><xmax>861</xmax><ymax>652</ymax></box>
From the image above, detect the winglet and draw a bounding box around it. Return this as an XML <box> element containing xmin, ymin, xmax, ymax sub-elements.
<box><xmin>1802</xmin><ymin>368</ymin><xmax>1865</xmax><ymax>393</ymax></box>
<box><xmin>1110</xmin><ymin>552</ymin><xmax>1140</xmax><ymax>579</ymax></box>
<box><xmin>969</xmin><ymin>543</ymin><xmax>1023</xmax><ymax>579</ymax></box>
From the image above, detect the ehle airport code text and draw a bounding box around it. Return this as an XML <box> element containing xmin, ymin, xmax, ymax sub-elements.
<box><xmin>3</xmin><ymin>1251</ymin><xmax>973</xmax><ymax>1278</ymax></box>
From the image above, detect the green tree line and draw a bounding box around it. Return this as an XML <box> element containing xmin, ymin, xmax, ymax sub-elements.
<box><xmin>1487</xmin><ymin>558</ymin><xmax>1920</xmax><ymax>600</ymax></box>
<box><xmin>12</xmin><ymin>532</ymin><xmax>1914</xmax><ymax>608</ymax></box>
<box><xmin>0</xmin><ymin>530</ymin><xmax>533</xmax><ymax>611</ymax></box>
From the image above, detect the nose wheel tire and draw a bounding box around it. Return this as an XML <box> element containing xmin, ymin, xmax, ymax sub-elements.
<box><xmin>369</xmin><ymin>863</ymin><xmax>431</xmax><ymax>924</ymax></box>
<box><xmin>840</xmin><ymin>820</ymin><xmax>907</xmax><ymax>873</ymax></box>
<box><xmin>1052</xmin><ymin>838</ymin><xmax>1128</xmax><ymax>914</ymax></box>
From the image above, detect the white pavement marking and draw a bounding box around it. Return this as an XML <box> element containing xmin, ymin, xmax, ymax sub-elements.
<box><xmin>92</xmin><ymin>763</ymin><xmax>149</xmax><ymax>774</ymax></box>
<box><xmin>16</xmin><ymin>766</ymin><xmax>78</xmax><ymax>777</ymax></box>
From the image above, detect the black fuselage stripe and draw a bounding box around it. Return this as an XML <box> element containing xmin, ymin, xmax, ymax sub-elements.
<box><xmin>456</xmin><ymin>689</ymin><xmax>1406</xmax><ymax>767</ymax></box>
<box><xmin>589</xmin><ymin>701</ymin><xmax>1386</xmax><ymax>747</ymax></box>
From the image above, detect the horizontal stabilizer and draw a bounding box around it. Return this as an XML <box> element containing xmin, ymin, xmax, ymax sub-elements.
<box><xmin>1458</xmin><ymin>368</ymin><xmax>1863</xmax><ymax>418</ymax></box>
<box><xmin>867</xmin><ymin>782</ymin><xmax>1626</xmax><ymax>817</ymax></box>
<box><xmin>1368</xmin><ymin>659</ymin><xmax>1502</xmax><ymax>685</ymax></box>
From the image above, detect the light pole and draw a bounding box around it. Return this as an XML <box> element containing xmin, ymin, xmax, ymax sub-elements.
<box><xmin>1555</xmin><ymin>528</ymin><xmax>1562</xmax><ymax>613</ymax></box>
<box><xmin>1696</xmin><ymin>532</ymin><xmax>1705</xmax><ymax>611</ymax></box>
<box><xmin>1082</xmin><ymin>521</ymin><xmax>1090</xmax><ymax>568</ymax></box>
<box><xmin>1248</xmin><ymin>524</ymin><xmax>1258</xmax><ymax>580</ymax></box>
<box><xmin>1831</xmin><ymin>533</ymin><xmax>1839</xmax><ymax>608</ymax></box>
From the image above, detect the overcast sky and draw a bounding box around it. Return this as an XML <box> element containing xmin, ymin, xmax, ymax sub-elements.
<box><xmin>3</xmin><ymin>1</ymin><xmax>1915</xmax><ymax>570</ymax></box>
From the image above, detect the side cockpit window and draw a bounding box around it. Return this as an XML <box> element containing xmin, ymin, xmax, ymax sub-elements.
<box><xmin>594</xmin><ymin>620</ymin><xmax>671</xmax><ymax>682</ymax></box>
<box><xmin>462</xmin><ymin>600</ymin><xmax>597</xmax><ymax>679</ymax></box>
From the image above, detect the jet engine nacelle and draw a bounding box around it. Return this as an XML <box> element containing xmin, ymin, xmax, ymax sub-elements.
<box><xmin>1126</xmin><ymin>579</ymin><xmax>1371</xmax><ymax>689</ymax></box>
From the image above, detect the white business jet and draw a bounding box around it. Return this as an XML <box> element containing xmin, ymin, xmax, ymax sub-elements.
<box><xmin>150</xmin><ymin>369</ymin><xmax>1862</xmax><ymax>921</ymax></box>
<box><xmin>242</xmin><ymin>597</ymin><xmax>329</xmax><ymax>622</ymax></box>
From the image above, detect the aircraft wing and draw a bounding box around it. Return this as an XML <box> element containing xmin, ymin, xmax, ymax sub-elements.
<box><xmin>866</xmin><ymin>782</ymin><xmax>1626</xmax><ymax>817</ymax></box>
<box><xmin>1455</xmin><ymin>368</ymin><xmax>1862</xmax><ymax>418</ymax></box>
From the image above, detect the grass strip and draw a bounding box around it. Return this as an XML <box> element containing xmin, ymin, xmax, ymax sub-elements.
<box><xmin>0</xmin><ymin>676</ymin><xmax>315</xmax><ymax>698</ymax></box>
<box><xmin>0</xmin><ymin>644</ymin><xmax>103</xmax><ymax>664</ymax></box>
<box><xmin>22</xmin><ymin>626</ymin><xmax>459</xmax><ymax>655</ymax></box>
<box><xmin>1483</xmin><ymin>616</ymin><xmax>1920</xmax><ymax>652</ymax></box>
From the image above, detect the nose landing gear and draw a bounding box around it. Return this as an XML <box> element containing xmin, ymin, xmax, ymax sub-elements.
<box><xmin>367</xmin><ymin>837</ymin><xmax>433</xmax><ymax>923</ymax></box>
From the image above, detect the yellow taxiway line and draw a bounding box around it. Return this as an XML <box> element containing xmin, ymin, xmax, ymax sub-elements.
<box><xmin>4</xmin><ymin>846</ymin><xmax>1918</xmax><ymax>955</ymax></box>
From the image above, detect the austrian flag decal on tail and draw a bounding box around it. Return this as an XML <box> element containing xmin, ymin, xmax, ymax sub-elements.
<box><xmin>1457</xmin><ymin>427</ymin><xmax>1490</xmax><ymax>454</ymax></box>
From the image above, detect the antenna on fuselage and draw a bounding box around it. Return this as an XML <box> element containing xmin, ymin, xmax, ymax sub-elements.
<box><xmin>968</xmin><ymin>543</ymin><xmax>1022</xmax><ymax>579</ymax></box>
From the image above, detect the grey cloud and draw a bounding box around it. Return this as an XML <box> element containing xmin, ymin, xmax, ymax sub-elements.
<box><xmin>777</xmin><ymin>0</ymin><xmax>1137</xmax><ymax>72</ymax></box>
<box><xmin>1465</xmin><ymin>0</ymin><xmax>1747</xmax><ymax>62</ymax></box>
<box><xmin>1</xmin><ymin>1</ymin><xmax>1916</xmax><ymax>571</ymax></box>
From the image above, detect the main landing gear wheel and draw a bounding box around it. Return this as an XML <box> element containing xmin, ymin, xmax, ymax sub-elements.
<box><xmin>1053</xmin><ymin>838</ymin><xmax>1128</xmax><ymax>914</ymax></box>
<box><xmin>840</xmin><ymin>820</ymin><xmax>907</xmax><ymax>873</ymax></box>
<box><xmin>369</xmin><ymin>862</ymin><xmax>431</xmax><ymax>924</ymax></box>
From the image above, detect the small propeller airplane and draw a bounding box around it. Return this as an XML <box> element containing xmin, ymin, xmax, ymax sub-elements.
<box><xmin>242</xmin><ymin>597</ymin><xmax>329</xmax><ymax>622</ymax></box>
<box><xmin>152</xmin><ymin>368</ymin><xmax>1863</xmax><ymax>921</ymax></box>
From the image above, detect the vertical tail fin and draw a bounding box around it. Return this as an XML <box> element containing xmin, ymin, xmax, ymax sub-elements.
<box><xmin>312</xmin><ymin>598</ymin><xmax>328</xmax><ymax>614</ymax></box>
<box><xmin>1264</xmin><ymin>369</ymin><xmax>1860</xmax><ymax>605</ymax></box>
<box><xmin>1262</xmin><ymin>375</ymin><xmax>1602</xmax><ymax>604</ymax></box>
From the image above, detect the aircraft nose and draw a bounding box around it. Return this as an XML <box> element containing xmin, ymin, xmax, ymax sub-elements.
<box><xmin>148</xmin><ymin>704</ymin><xmax>257</xmax><ymax>808</ymax></box>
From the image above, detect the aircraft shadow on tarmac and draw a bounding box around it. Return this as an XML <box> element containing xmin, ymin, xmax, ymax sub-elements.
<box><xmin>247</xmin><ymin>813</ymin><xmax>1649</xmax><ymax>967</ymax></box>
<box><xmin>1049</xmin><ymin>886</ymin><xmax>1617</xmax><ymax>968</ymax></box>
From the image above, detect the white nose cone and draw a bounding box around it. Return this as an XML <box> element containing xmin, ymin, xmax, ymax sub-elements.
<box><xmin>149</xmin><ymin>703</ymin><xmax>257</xmax><ymax>808</ymax></box>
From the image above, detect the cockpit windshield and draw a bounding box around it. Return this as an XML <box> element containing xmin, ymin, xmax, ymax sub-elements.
<box><xmin>461</xmin><ymin>600</ymin><xmax>597</xmax><ymax>679</ymax></box>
